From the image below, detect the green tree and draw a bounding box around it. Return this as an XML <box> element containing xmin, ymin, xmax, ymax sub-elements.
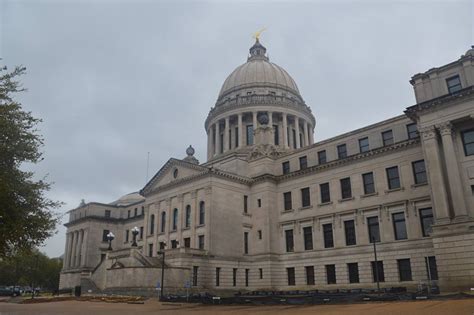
<box><xmin>0</xmin><ymin>65</ymin><xmax>61</xmax><ymax>257</ymax></box>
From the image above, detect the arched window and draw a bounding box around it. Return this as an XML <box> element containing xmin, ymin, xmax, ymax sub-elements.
<box><xmin>185</xmin><ymin>205</ymin><xmax>191</xmax><ymax>228</ymax></box>
<box><xmin>172</xmin><ymin>208</ymin><xmax>178</xmax><ymax>230</ymax></box>
<box><xmin>150</xmin><ymin>214</ymin><xmax>155</xmax><ymax>235</ymax></box>
<box><xmin>199</xmin><ymin>201</ymin><xmax>205</xmax><ymax>225</ymax></box>
<box><xmin>161</xmin><ymin>211</ymin><xmax>166</xmax><ymax>233</ymax></box>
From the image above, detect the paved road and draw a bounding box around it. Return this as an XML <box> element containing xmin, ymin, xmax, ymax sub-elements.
<box><xmin>1</xmin><ymin>299</ymin><xmax>474</xmax><ymax>315</ymax></box>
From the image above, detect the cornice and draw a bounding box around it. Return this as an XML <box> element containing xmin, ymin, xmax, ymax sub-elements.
<box><xmin>64</xmin><ymin>214</ymin><xmax>145</xmax><ymax>228</ymax></box>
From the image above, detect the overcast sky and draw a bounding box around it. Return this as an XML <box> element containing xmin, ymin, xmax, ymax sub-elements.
<box><xmin>1</xmin><ymin>0</ymin><xmax>472</xmax><ymax>258</ymax></box>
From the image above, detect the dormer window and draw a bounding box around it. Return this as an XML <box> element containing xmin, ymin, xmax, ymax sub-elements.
<box><xmin>446</xmin><ymin>75</ymin><xmax>462</xmax><ymax>94</ymax></box>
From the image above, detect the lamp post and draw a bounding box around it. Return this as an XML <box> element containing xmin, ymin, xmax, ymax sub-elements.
<box><xmin>131</xmin><ymin>226</ymin><xmax>140</xmax><ymax>247</ymax></box>
<box><xmin>106</xmin><ymin>232</ymin><xmax>115</xmax><ymax>251</ymax></box>
<box><xmin>157</xmin><ymin>242</ymin><xmax>167</xmax><ymax>301</ymax></box>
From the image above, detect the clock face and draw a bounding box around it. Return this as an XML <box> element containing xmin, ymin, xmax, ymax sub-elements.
<box><xmin>173</xmin><ymin>168</ymin><xmax>178</xmax><ymax>179</ymax></box>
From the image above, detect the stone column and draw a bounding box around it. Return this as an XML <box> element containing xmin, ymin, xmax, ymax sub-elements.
<box><xmin>252</xmin><ymin>112</ymin><xmax>257</xmax><ymax>129</ymax></box>
<box><xmin>224</xmin><ymin>116</ymin><xmax>230</xmax><ymax>152</ymax></box>
<box><xmin>438</xmin><ymin>122</ymin><xmax>469</xmax><ymax>221</ymax></box>
<box><xmin>191</xmin><ymin>190</ymin><xmax>198</xmax><ymax>246</ymax></box>
<box><xmin>268</xmin><ymin>112</ymin><xmax>274</xmax><ymax>144</ymax></box>
<box><xmin>81</xmin><ymin>229</ymin><xmax>88</xmax><ymax>266</ymax></box>
<box><xmin>282</xmin><ymin>113</ymin><xmax>288</xmax><ymax>148</ymax></box>
<box><xmin>72</xmin><ymin>231</ymin><xmax>78</xmax><ymax>268</ymax></box>
<box><xmin>420</xmin><ymin>125</ymin><xmax>451</xmax><ymax>223</ymax></box>
<box><xmin>75</xmin><ymin>230</ymin><xmax>82</xmax><ymax>267</ymax></box>
<box><xmin>68</xmin><ymin>232</ymin><xmax>75</xmax><ymax>268</ymax></box>
<box><xmin>303</xmin><ymin>120</ymin><xmax>309</xmax><ymax>147</ymax></box>
<box><xmin>207</xmin><ymin>128</ymin><xmax>212</xmax><ymax>160</ymax></box>
<box><xmin>215</xmin><ymin>122</ymin><xmax>220</xmax><ymax>155</ymax></box>
<box><xmin>238</xmin><ymin>113</ymin><xmax>243</xmax><ymax>148</ymax></box>
<box><xmin>309</xmin><ymin>124</ymin><xmax>314</xmax><ymax>144</ymax></box>
<box><xmin>63</xmin><ymin>233</ymin><xmax>71</xmax><ymax>269</ymax></box>
<box><xmin>295</xmin><ymin>117</ymin><xmax>301</xmax><ymax>148</ymax></box>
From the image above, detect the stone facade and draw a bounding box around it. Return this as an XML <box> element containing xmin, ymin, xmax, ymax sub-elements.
<box><xmin>59</xmin><ymin>42</ymin><xmax>474</xmax><ymax>294</ymax></box>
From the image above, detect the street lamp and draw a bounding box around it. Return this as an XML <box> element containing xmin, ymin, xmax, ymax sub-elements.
<box><xmin>157</xmin><ymin>242</ymin><xmax>167</xmax><ymax>301</ymax></box>
<box><xmin>131</xmin><ymin>226</ymin><xmax>140</xmax><ymax>247</ymax></box>
<box><xmin>106</xmin><ymin>232</ymin><xmax>115</xmax><ymax>251</ymax></box>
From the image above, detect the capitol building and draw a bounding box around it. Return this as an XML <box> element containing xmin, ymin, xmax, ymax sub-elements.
<box><xmin>59</xmin><ymin>39</ymin><xmax>474</xmax><ymax>294</ymax></box>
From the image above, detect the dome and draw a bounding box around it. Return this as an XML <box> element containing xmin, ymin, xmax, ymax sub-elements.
<box><xmin>110</xmin><ymin>192</ymin><xmax>145</xmax><ymax>206</ymax></box>
<box><xmin>217</xmin><ymin>39</ymin><xmax>302</xmax><ymax>103</ymax></box>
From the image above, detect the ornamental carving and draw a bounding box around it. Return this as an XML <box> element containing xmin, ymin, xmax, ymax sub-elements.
<box><xmin>437</xmin><ymin>122</ymin><xmax>453</xmax><ymax>137</ymax></box>
<box><xmin>419</xmin><ymin>125</ymin><xmax>437</xmax><ymax>141</ymax></box>
<box><xmin>247</xmin><ymin>144</ymin><xmax>287</xmax><ymax>160</ymax></box>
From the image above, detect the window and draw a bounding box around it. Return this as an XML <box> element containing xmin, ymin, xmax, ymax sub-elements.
<box><xmin>274</xmin><ymin>125</ymin><xmax>279</xmax><ymax>145</ymax></box>
<box><xmin>244</xmin><ymin>195</ymin><xmax>248</xmax><ymax>213</ymax></box>
<box><xmin>173</xmin><ymin>168</ymin><xmax>178</xmax><ymax>179</ymax></box>
<box><xmin>258</xmin><ymin>230</ymin><xmax>262</xmax><ymax>240</ymax></box>
<box><xmin>320</xmin><ymin>183</ymin><xmax>331</xmax><ymax>203</ymax></box>
<box><xmin>287</xmin><ymin>267</ymin><xmax>295</xmax><ymax>286</ymax></box>
<box><xmin>368</xmin><ymin>216</ymin><xmax>380</xmax><ymax>243</ymax></box>
<box><xmin>371</xmin><ymin>261</ymin><xmax>385</xmax><ymax>282</ymax></box>
<box><xmin>344</xmin><ymin>220</ymin><xmax>356</xmax><ymax>246</ymax></box>
<box><xmin>198</xmin><ymin>235</ymin><xmax>205</xmax><ymax>249</ymax></box>
<box><xmin>244</xmin><ymin>232</ymin><xmax>249</xmax><ymax>254</ymax></box>
<box><xmin>127</xmin><ymin>210</ymin><xmax>131</xmax><ymax>218</ymax></box>
<box><xmin>150</xmin><ymin>214</ymin><xmax>155</xmax><ymax>235</ymax></box>
<box><xmin>382</xmin><ymin>130</ymin><xmax>394</xmax><ymax>146</ymax></box>
<box><xmin>392</xmin><ymin>212</ymin><xmax>408</xmax><ymax>240</ymax></box>
<box><xmin>141</xmin><ymin>206</ymin><xmax>144</xmax><ymax>215</ymax></box>
<box><xmin>359</xmin><ymin>137</ymin><xmax>369</xmax><ymax>153</ymax></box>
<box><xmin>233</xmin><ymin>268</ymin><xmax>237</xmax><ymax>286</ymax></box>
<box><xmin>425</xmin><ymin>256</ymin><xmax>438</xmax><ymax>280</ymax></box>
<box><xmin>259</xmin><ymin>268</ymin><xmax>263</xmax><ymax>279</ymax></box>
<box><xmin>323</xmin><ymin>223</ymin><xmax>334</xmax><ymax>248</ymax></box>
<box><xmin>235</xmin><ymin>127</ymin><xmax>239</xmax><ymax>147</ymax></box>
<box><xmin>420</xmin><ymin>208</ymin><xmax>434</xmax><ymax>237</ymax></box>
<box><xmin>299</xmin><ymin>156</ymin><xmax>308</xmax><ymax>170</ymax></box>
<box><xmin>104</xmin><ymin>210</ymin><xmax>111</xmax><ymax>218</ymax></box>
<box><xmin>215</xmin><ymin>268</ymin><xmax>220</xmax><ymax>287</ymax></box>
<box><xmin>184</xmin><ymin>237</ymin><xmax>190</xmax><ymax>248</ymax></box>
<box><xmin>446</xmin><ymin>75</ymin><xmax>462</xmax><ymax>94</ymax></box>
<box><xmin>125</xmin><ymin>230</ymin><xmax>129</xmax><ymax>242</ymax></box>
<box><xmin>159</xmin><ymin>242</ymin><xmax>165</xmax><ymax>250</ymax></box>
<box><xmin>219</xmin><ymin>133</ymin><xmax>224</xmax><ymax>153</ymax></box>
<box><xmin>318</xmin><ymin>150</ymin><xmax>327</xmax><ymax>164</ymax></box>
<box><xmin>303</xmin><ymin>226</ymin><xmax>313</xmax><ymax>250</ymax></box>
<box><xmin>305</xmin><ymin>266</ymin><xmax>315</xmax><ymax>285</ymax></box>
<box><xmin>192</xmin><ymin>266</ymin><xmax>198</xmax><ymax>286</ymax></box>
<box><xmin>285</xmin><ymin>229</ymin><xmax>294</xmax><ymax>252</ymax></box>
<box><xmin>397</xmin><ymin>259</ymin><xmax>413</xmax><ymax>281</ymax></box>
<box><xmin>347</xmin><ymin>263</ymin><xmax>359</xmax><ymax>283</ymax></box>
<box><xmin>134</xmin><ymin>208</ymin><xmax>137</xmax><ymax>216</ymax></box>
<box><xmin>257</xmin><ymin>198</ymin><xmax>261</xmax><ymax>207</ymax></box>
<box><xmin>185</xmin><ymin>205</ymin><xmax>191</xmax><ymax>228</ymax></box>
<box><xmin>282</xmin><ymin>161</ymin><xmax>290</xmax><ymax>174</ymax></box>
<box><xmin>386</xmin><ymin>166</ymin><xmax>401</xmax><ymax>189</ymax></box>
<box><xmin>139</xmin><ymin>226</ymin><xmax>144</xmax><ymax>239</ymax></box>
<box><xmin>161</xmin><ymin>211</ymin><xmax>166</xmax><ymax>233</ymax></box>
<box><xmin>337</xmin><ymin>144</ymin><xmax>347</xmax><ymax>159</ymax></box>
<box><xmin>199</xmin><ymin>201</ymin><xmax>205</xmax><ymax>225</ymax></box>
<box><xmin>292</xmin><ymin>129</ymin><xmax>297</xmax><ymax>149</ymax></box>
<box><xmin>301</xmin><ymin>187</ymin><xmax>311</xmax><ymax>207</ymax></box>
<box><xmin>407</xmin><ymin>123</ymin><xmax>418</xmax><ymax>139</ymax></box>
<box><xmin>246</xmin><ymin>125</ymin><xmax>254</xmax><ymax>145</ymax></box>
<box><xmin>461</xmin><ymin>129</ymin><xmax>474</xmax><ymax>156</ymax></box>
<box><xmin>148</xmin><ymin>243</ymin><xmax>153</xmax><ymax>257</ymax></box>
<box><xmin>102</xmin><ymin>230</ymin><xmax>110</xmax><ymax>242</ymax></box>
<box><xmin>362</xmin><ymin>172</ymin><xmax>375</xmax><ymax>195</ymax></box>
<box><xmin>340</xmin><ymin>177</ymin><xmax>352</xmax><ymax>199</ymax></box>
<box><xmin>326</xmin><ymin>265</ymin><xmax>336</xmax><ymax>284</ymax></box>
<box><xmin>283</xmin><ymin>192</ymin><xmax>292</xmax><ymax>210</ymax></box>
<box><xmin>171</xmin><ymin>240</ymin><xmax>178</xmax><ymax>248</ymax></box>
<box><xmin>412</xmin><ymin>160</ymin><xmax>427</xmax><ymax>185</ymax></box>
<box><xmin>245</xmin><ymin>269</ymin><xmax>249</xmax><ymax>287</ymax></box>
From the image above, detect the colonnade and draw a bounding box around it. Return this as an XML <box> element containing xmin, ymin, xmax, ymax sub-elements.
<box><xmin>207</xmin><ymin>111</ymin><xmax>314</xmax><ymax>159</ymax></box>
<box><xmin>63</xmin><ymin>229</ymin><xmax>88</xmax><ymax>270</ymax></box>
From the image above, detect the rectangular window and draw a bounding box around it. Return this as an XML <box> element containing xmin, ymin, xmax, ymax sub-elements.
<box><xmin>246</xmin><ymin>125</ymin><xmax>254</xmax><ymax>145</ymax></box>
<box><xmin>344</xmin><ymin>220</ymin><xmax>356</xmax><ymax>246</ymax></box>
<box><xmin>282</xmin><ymin>161</ymin><xmax>290</xmax><ymax>174</ymax></box>
<box><xmin>368</xmin><ymin>216</ymin><xmax>380</xmax><ymax>243</ymax></box>
<box><xmin>323</xmin><ymin>223</ymin><xmax>334</xmax><ymax>248</ymax></box>
<box><xmin>192</xmin><ymin>266</ymin><xmax>198</xmax><ymax>286</ymax></box>
<box><xmin>303</xmin><ymin>226</ymin><xmax>313</xmax><ymax>250</ymax></box>
<box><xmin>362</xmin><ymin>172</ymin><xmax>375</xmax><ymax>195</ymax></box>
<box><xmin>397</xmin><ymin>259</ymin><xmax>412</xmax><ymax>281</ymax></box>
<box><xmin>420</xmin><ymin>208</ymin><xmax>434</xmax><ymax>237</ymax></box>
<box><xmin>184</xmin><ymin>237</ymin><xmax>190</xmax><ymax>248</ymax></box>
<box><xmin>425</xmin><ymin>256</ymin><xmax>439</xmax><ymax>280</ymax></box>
<box><xmin>104</xmin><ymin>210</ymin><xmax>111</xmax><ymax>218</ymax></box>
<box><xmin>198</xmin><ymin>235</ymin><xmax>205</xmax><ymax>249</ymax></box>
<box><xmin>407</xmin><ymin>123</ymin><xmax>418</xmax><ymax>139</ymax></box>
<box><xmin>148</xmin><ymin>243</ymin><xmax>153</xmax><ymax>257</ymax></box>
<box><xmin>299</xmin><ymin>156</ymin><xmax>308</xmax><ymax>170</ymax></box>
<box><xmin>274</xmin><ymin>125</ymin><xmax>279</xmax><ymax>145</ymax></box>
<box><xmin>140</xmin><ymin>226</ymin><xmax>144</xmax><ymax>239</ymax></box>
<box><xmin>257</xmin><ymin>198</ymin><xmax>261</xmax><ymax>207</ymax></box>
<box><xmin>371</xmin><ymin>261</ymin><xmax>385</xmax><ymax>282</ymax></box>
<box><xmin>292</xmin><ymin>129</ymin><xmax>297</xmax><ymax>149</ymax></box>
<box><xmin>245</xmin><ymin>269</ymin><xmax>249</xmax><ymax>287</ymax></box>
<box><xmin>233</xmin><ymin>268</ymin><xmax>237</xmax><ymax>286</ymax></box>
<box><xmin>102</xmin><ymin>230</ymin><xmax>110</xmax><ymax>242</ymax></box>
<box><xmin>285</xmin><ymin>229</ymin><xmax>294</xmax><ymax>252</ymax></box>
<box><xmin>392</xmin><ymin>212</ymin><xmax>408</xmax><ymax>240</ymax></box>
<box><xmin>220</xmin><ymin>133</ymin><xmax>224</xmax><ymax>153</ymax></box>
<box><xmin>235</xmin><ymin>127</ymin><xmax>239</xmax><ymax>148</ymax></box>
<box><xmin>283</xmin><ymin>192</ymin><xmax>292</xmax><ymax>210</ymax></box>
<box><xmin>326</xmin><ymin>264</ymin><xmax>336</xmax><ymax>284</ymax></box>
<box><xmin>337</xmin><ymin>144</ymin><xmax>347</xmax><ymax>159</ymax></box>
<box><xmin>171</xmin><ymin>239</ymin><xmax>178</xmax><ymax>249</ymax></box>
<box><xmin>446</xmin><ymin>75</ymin><xmax>462</xmax><ymax>94</ymax></box>
<box><xmin>134</xmin><ymin>208</ymin><xmax>137</xmax><ymax>216</ymax></box>
<box><xmin>461</xmin><ymin>129</ymin><xmax>474</xmax><ymax>156</ymax></box>
<box><xmin>125</xmin><ymin>230</ymin><xmax>129</xmax><ymax>242</ymax></box>
<box><xmin>305</xmin><ymin>266</ymin><xmax>315</xmax><ymax>285</ymax></box>
<box><xmin>318</xmin><ymin>150</ymin><xmax>327</xmax><ymax>164</ymax></box>
<box><xmin>340</xmin><ymin>177</ymin><xmax>352</xmax><ymax>199</ymax></box>
<box><xmin>412</xmin><ymin>160</ymin><xmax>427</xmax><ymax>184</ymax></box>
<box><xmin>244</xmin><ymin>232</ymin><xmax>249</xmax><ymax>254</ymax></box>
<box><xmin>259</xmin><ymin>268</ymin><xmax>263</xmax><ymax>279</ymax></box>
<box><xmin>382</xmin><ymin>130</ymin><xmax>394</xmax><ymax>146</ymax></box>
<box><xmin>320</xmin><ymin>183</ymin><xmax>331</xmax><ymax>203</ymax></box>
<box><xmin>386</xmin><ymin>166</ymin><xmax>401</xmax><ymax>189</ymax></box>
<box><xmin>244</xmin><ymin>195</ymin><xmax>248</xmax><ymax>213</ymax></box>
<box><xmin>258</xmin><ymin>230</ymin><xmax>262</xmax><ymax>240</ymax></box>
<box><xmin>215</xmin><ymin>267</ymin><xmax>220</xmax><ymax>287</ymax></box>
<box><xmin>159</xmin><ymin>242</ymin><xmax>165</xmax><ymax>250</ymax></box>
<box><xmin>301</xmin><ymin>187</ymin><xmax>311</xmax><ymax>207</ymax></box>
<box><xmin>127</xmin><ymin>210</ymin><xmax>131</xmax><ymax>218</ymax></box>
<box><xmin>287</xmin><ymin>267</ymin><xmax>295</xmax><ymax>286</ymax></box>
<box><xmin>359</xmin><ymin>137</ymin><xmax>369</xmax><ymax>153</ymax></box>
<box><xmin>347</xmin><ymin>263</ymin><xmax>360</xmax><ymax>283</ymax></box>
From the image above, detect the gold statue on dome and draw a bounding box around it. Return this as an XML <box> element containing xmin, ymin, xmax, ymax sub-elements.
<box><xmin>253</xmin><ymin>27</ymin><xmax>267</xmax><ymax>41</ymax></box>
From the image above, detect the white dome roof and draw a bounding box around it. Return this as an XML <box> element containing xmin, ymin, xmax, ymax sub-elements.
<box><xmin>110</xmin><ymin>192</ymin><xmax>144</xmax><ymax>206</ymax></box>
